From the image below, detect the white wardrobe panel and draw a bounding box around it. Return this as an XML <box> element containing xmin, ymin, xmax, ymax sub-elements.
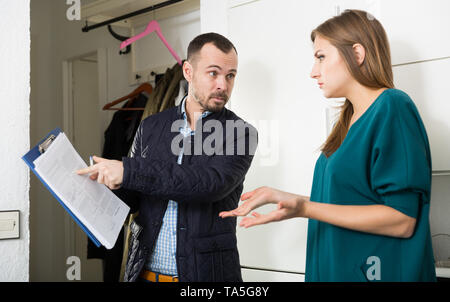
<box><xmin>379</xmin><ymin>0</ymin><xmax>450</xmax><ymax>65</ymax></box>
<box><xmin>429</xmin><ymin>175</ymin><xmax>450</xmax><ymax>272</ymax></box>
<box><xmin>393</xmin><ymin>58</ymin><xmax>450</xmax><ymax>171</ymax></box>
<box><xmin>242</xmin><ymin>268</ymin><xmax>305</xmax><ymax>282</ymax></box>
<box><xmin>236</xmin><ymin>218</ymin><xmax>309</xmax><ymax>273</ymax></box>
<box><xmin>336</xmin><ymin>0</ymin><xmax>381</xmax><ymax>16</ymax></box>
<box><xmin>228</xmin><ymin>0</ymin><xmax>341</xmax><ymax>274</ymax></box>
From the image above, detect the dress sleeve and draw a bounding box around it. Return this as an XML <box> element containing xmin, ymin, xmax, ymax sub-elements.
<box><xmin>370</xmin><ymin>97</ymin><xmax>431</xmax><ymax>218</ymax></box>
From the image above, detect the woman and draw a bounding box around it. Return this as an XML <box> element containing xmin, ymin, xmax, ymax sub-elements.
<box><xmin>220</xmin><ymin>9</ymin><xmax>436</xmax><ymax>282</ymax></box>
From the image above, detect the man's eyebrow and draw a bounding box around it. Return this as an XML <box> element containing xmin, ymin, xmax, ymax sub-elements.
<box><xmin>206</xmin><ymin>65</ymin><xmax>237</xmax><ymax>73</ymax></box>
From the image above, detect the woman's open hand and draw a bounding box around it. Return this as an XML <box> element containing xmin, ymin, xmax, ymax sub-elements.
<box><xmin>219</xmin><ymin>186</ymin><xmax>308</xmax><ymax>228</ymax></box>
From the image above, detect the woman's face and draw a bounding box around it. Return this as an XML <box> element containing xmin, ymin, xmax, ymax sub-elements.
<box><xmin>310</xmin><ymin>35</ymin><xmax>353</xmax><ymax>99</ymax></box>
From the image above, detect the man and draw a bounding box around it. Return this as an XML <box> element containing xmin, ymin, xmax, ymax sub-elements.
<box><xmin>77</xmin><ymin>33</ymin><xmax>258</xmax><ymax>282</ymax></box>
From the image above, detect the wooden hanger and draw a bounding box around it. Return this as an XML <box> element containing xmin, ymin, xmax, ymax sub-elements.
<box><xmin>103</xmin><ymin>83</ymin><xmax>153</xmax><ymax>111</ymax></box>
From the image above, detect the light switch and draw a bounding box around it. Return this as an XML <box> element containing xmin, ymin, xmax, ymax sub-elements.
<box><xmin>0</xmin><ymin>211</ymin><xmax>20</xmax><ymax>240</ymax></box>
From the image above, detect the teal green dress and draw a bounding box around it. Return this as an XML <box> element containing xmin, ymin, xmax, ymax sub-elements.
<box><xmin>305</xmin><ymin>89</ymin><xmax>436</xmax><ymax>282</ymax></box>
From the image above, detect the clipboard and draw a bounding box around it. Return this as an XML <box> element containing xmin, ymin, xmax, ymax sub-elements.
<box><xmin>22</xmin><ymin>128</ymin><xmax>101</xmax><ymax>247</ymax></box>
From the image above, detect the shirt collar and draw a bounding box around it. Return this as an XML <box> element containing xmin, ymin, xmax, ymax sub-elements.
<box><xmin>181</xmin><ymin>96</ymin><xmax>212</xmax><ymax>121</ymax></box>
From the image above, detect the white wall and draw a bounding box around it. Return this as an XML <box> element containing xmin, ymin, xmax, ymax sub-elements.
<box><xmin>0</xmin><ymin>0</ymin><xmax>30</xmax><ymax>282</ymax></box>
<box><xmin>200</xmin><ymin>0</ymin><xmax>228</xmax><ymax>35</ymax></box>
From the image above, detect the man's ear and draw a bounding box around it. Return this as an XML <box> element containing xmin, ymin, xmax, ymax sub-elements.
<box><xmin>353</xmin><ymin>43</ymin><xmax>366</xmax><ymax>66</ymax></box>
<box><xmin>183</xmin><ymin>60</ymin><xmax>193</xmax><ymax>82</ymax></box>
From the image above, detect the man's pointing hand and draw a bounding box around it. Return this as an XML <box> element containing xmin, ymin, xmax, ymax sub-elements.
<box><xmin>76</xmin><ymin>156</ymin><xmax>124</xmax><ymax>190</ymax></box>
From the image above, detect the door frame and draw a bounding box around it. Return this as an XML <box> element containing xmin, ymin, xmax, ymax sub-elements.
<box><xmin>61</xmin><ymin>48</ymin><xmax>108</xmax><ymax>260</ymax></box>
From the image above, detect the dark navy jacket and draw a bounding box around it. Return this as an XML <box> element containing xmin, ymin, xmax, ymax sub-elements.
<box><xmin>120</xmin><ymin>102</ymin><xmax>257</xmax><ymax>282</ymax></box>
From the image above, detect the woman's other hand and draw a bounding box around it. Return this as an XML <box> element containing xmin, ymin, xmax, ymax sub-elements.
<box><xmin>219</xmin><ymin>186</ymin><xmax>309</xmax><ymax>228</ymax></box>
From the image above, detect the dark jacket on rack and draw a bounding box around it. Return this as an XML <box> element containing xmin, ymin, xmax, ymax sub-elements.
<box><xmin>120</xmin><ymin>102</ymin><xmax>258</xmax><ymax>282</ymax></box>
<box><xmin>87</xmin><ymin>93</ymin><xmax>148</xmax><ymax>282</ymax></box>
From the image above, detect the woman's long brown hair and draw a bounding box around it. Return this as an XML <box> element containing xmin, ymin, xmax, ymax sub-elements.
<box><xmin>311</xmin><ymin>10</ymin><xmax>395</xmax><ymax>157</ymax></box>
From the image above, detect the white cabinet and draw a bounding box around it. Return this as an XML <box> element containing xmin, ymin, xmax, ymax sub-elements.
<box><xmin>393</xmin><ymin>58</ymin><xmax>450</xmax><ymax>171</ymax></box>
<box><xmin>242</xmin><ymin>268</ymin><xmax>305</xmax><ymax>282</ymax></box>
<box><xmin>430</xmin><ymin>176</ymin><xmax>450</xmax><ymax>278</ymax></box>
<box><xmin>317</xmin><ymin>0</ymin><xmax>450</xmax><ymax>66</ymax></box>
<box><xmin>228</xmin><ymin>0</ymin><xmax>331</xmax><ymax>275</ymax></box>
<box><xmin>227</xmin><ymin>0</ymin><xmax>384</xmax><ymax>278</ymax></box>
<box><xmin>215</xmin><ymin>0</ymin><xmax>450</xmax><ymax>280</ymax></box>
<box><xmin>378</xmin><ymin>0</ymin><xmax>450</xmax><ymax>66</ymax></box>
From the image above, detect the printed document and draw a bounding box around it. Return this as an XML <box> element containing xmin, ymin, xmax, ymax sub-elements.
<box><xmin>34</xmin><ymin>133</ymin><xmax>129</xmax><ymax>249</ymax></box>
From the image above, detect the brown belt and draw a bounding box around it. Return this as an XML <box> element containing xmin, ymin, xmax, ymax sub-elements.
<box><xmin>140</xmin><ymin>270</ymin><xmax>179</xmax><ymax>282</ymax></box>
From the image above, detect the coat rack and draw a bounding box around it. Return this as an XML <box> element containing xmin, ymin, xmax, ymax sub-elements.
<box><xmin>82</xmin><ymin>0</ymin><xmax>184</xmax><ymax>33</ymax></box>
<box><xmin>107</xmin><ymin>25</ymin><xmax>131</xmax><ymax>55</ymax></box>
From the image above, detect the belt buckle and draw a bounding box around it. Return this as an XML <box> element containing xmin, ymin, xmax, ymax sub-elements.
<box><xmin>142</xmin><ymin>270</ymin><xmax>178</xmax><ymax>282</ymax></box>
<box><xmin>156</xmin><ymin>272</ymin><xmax>178</xmax><ymax>282</ymax></box>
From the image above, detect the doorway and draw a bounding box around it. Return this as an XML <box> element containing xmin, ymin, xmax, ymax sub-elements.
<box><xmin>62</xmin><ymin>51</ymin><xmax>105</xmax><ymax>281</ymax></box>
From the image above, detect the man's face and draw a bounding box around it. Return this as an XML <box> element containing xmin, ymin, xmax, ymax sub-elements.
<box><xmin>184</xmin><ymin>43</ymin><xmax>238</xmax><ymax>112</ymax></box>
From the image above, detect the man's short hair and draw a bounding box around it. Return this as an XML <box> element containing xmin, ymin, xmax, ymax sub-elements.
<box><xmin>187</xmin><ymin>32</ymin><xmax>237</xmax><ymax>63</ymax></box>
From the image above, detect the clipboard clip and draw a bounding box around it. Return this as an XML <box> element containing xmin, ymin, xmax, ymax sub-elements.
<box><xmin>38</xmin><ymin>134</ymin><xmax>56</xmax><ymax>154</ymax></box>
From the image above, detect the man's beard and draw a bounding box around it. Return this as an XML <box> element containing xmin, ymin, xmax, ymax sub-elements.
<box><xmin>193</xmin><ymin>90</ymin><xmax>229</xmax><ymax>112</ymax></box>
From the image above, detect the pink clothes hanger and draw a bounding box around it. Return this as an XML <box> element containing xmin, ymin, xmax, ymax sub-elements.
<box><xmin>120</xmin><ymin>20</ymin><xmax>182</xmax><ymax>65</ymax></box>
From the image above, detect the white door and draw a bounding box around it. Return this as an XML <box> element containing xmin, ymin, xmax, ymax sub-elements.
<box><xmin>228</xmin><ymin>0</ymin><xmax>333</xmax><ymax>276</ymax></box>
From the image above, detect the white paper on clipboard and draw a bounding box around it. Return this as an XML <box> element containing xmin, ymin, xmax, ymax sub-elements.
<box><xmin>34</xmin><ymin>132</ymin><xmax>130</xmax><ymax>249</ymax></box>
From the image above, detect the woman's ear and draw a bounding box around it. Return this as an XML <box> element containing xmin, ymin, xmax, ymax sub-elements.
<box><xmin>353</xmin><ymin>43</ymin><xmax>366</xmax><ymax>66</ymax></box>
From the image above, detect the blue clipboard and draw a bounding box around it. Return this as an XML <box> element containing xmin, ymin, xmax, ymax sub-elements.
<box><xmin>22</xmin><ymin>128</ymin><xmax>101</xmax><ymax>248</ymax></box>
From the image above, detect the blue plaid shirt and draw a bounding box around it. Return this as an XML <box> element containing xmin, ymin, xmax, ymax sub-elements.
<box><xmin>146</xmin><ymin>97</ymin><xmax>211</xmax><ymax>276</ymax></box>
